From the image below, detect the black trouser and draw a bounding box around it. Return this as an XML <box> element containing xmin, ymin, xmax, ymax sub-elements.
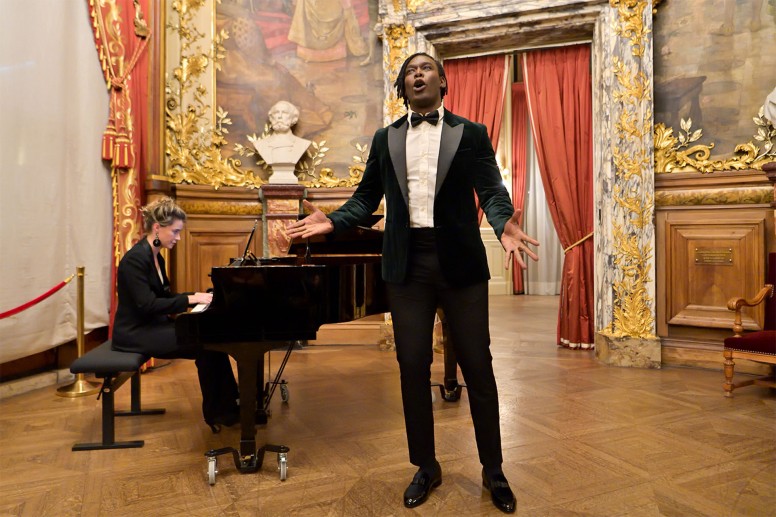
<box><xmin>154</xmin><ymin>325</ymin><xmax>239</xmax><ymax>424</ymax></box>
<box><xmin>386</xmin><ymin>228</ymin><xmax>503</xmax><ymax>471</ymax></box>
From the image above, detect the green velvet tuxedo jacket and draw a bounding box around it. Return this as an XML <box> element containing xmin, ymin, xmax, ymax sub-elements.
<box><xmin>328</xmin><ymin>109</ymin><xmax>515</xmax><ymax>288</ymax></box>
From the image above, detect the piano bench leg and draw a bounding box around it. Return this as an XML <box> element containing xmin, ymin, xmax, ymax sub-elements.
<box><xmin>71</xmin><ymin>371</ymin><xmax>164</xmax><ymax>452</ymax></box>
<box><xmin>116</xmin><ymin>372</ymin><xmax>166</xmax><ymax>417</ymax></box>
<box><xmin>72</xmin><ymin>376</ymin><xmax>145</xmax><ymax>450</ymax></box>
<box><xmin>72</xmin><ymin>440</ymin><xmax>145</xmax><ymax>451</ymax></box>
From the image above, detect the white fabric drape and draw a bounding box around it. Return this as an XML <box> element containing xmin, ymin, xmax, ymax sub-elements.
<box><xmin>0</xmin><ymin>0</ymin><xmax>112</xmax><ymax>364</ymax></box>
<box><xmin>524</xmin><ymin>133</ymin><xmax>563</xmax><ymax>295</ymax></box>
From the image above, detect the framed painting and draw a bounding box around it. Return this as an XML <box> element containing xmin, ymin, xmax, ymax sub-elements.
<box><xmin>214</xmin><ymin>0</ymin><xmax>383</xmax><ymax>183</ymax></box>
<box><xmin>653</xmin><ymin>0</ymin><xmax>775</xmax><ymax>160</ymax></box>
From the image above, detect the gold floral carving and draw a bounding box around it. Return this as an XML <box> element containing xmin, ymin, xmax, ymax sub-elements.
<box><xmin>606</xmin><ymin>0</ymin><xmax>655</xmax><ymax>339</ymax></box>
<box><xmin>165</xmin><ymin>1</ymin><xmax>261</xmax><ymax>189</ymax></box>
<box><xmin>655</xmin><ymin>187</ymin><xmax>772</xmax><ymax>207</ymax></box>
<box><xmin>654</xmin><ymin>110</ymin><xmax>776</xmax><ymax>173</ymax></box>
<box><xmin>302</xmin><ymin>142</ymin><xmax>368</xmax><ymax>188</ymax></box>
<box><xmin>385</xmin><ymin>24</ymin><xmax>414</xmax><ymax>75</ymax></box>
<box><xmin>386</xmin><ymin>93</ymin><xmax>408</xmax><ymax>123</ymax></box>
<box><xmin>610</xmin><ymin>225</ymin><xmax>654</xmax><ymax>338</ymax></box>
<box><xmin>297</xmin><ymin>141</ymin><xmax>329</xmax><ymax>183</ymax></box>
<box><xmin>609</xmin><ymin>0</ymin><xmax>650</xmax><ymax>57</ymax></box>
<box><xmin>407</xmin><ymin>0</ymin><xmax>434</xmax><ymax>13</ymax></box>
<box><xmin>383</xmin><ymin>24</ymin><xmax>414</xmax><ymax>120</ymax></box>
<box><xmin>612</xmin><ymin>57</ymin><xmax>650</xmax><ymax>105</ymax></box>
<box><xmin>165</xmin><ymin>0</ymin><xmax>370</xmax><ymax>189</ymax></box>
<box><xmin>111</xmin><ymin>167</ymin><xmax>141</xmax><ymax>266</ymax></box>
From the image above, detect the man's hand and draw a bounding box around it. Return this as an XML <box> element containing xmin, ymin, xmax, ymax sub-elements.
<box><xmin>500</xmin><ymin>209</ymin><xmax>540</xmax><ymax>270</ymax></box>
<box><xmin>286</xmin><ymin>200</ymin><xmax>334</xmax><ymax>239</ymax></box>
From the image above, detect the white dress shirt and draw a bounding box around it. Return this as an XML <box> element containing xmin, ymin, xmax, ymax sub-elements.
<box><xmin>406</xmin><ymin>105</ymin><xmax>444</xmax><ymax>228</ymax></box>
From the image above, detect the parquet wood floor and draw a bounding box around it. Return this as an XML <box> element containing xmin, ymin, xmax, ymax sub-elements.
<box><xmin>1</xmin><ymin>296</ymin><xmax>774</xmax><ymax>516</ymax></box>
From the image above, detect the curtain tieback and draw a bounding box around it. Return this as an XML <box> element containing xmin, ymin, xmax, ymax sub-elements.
<box><xmin>564</xmin><ymin>231</ymin><xmax>593</xmax><ymax>254</ymax></box>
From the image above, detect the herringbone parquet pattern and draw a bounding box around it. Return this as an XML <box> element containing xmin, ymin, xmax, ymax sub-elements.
<box><xmin>0</xmin><ymin>296</ymin><xmax>774</xmax><ymax>516</ymax></box>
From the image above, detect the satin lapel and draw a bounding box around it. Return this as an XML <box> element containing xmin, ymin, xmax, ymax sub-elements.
<box><xmin>388</xmin><ymin>123</ymin><xmax>409</xmax><ymax>207</ymax></box>
<box><xmin>436</xmin><ymin>114</ymin><xmax>463</xmax><ymax>196</ymax></box>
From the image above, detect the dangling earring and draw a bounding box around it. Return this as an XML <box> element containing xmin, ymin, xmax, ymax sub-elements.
<box><xmin>152</xmin><ymin>233</ymin><xmax>161</xmax><ymax>247</ymax></box>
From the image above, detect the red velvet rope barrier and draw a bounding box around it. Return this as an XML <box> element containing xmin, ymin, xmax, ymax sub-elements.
<box><xmin>0</xmin><ymin>274</ymin><xmax>76</xmax><ymax>320</ymax></box>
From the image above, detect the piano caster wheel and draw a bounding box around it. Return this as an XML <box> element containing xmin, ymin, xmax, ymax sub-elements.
<box><xmin>280</xmin><ymin>384</ymin><xmax>289</xmax><ymax>403</ymax></box>
<box><xmin>207</xmin><ymin>457</ymin><xmax>218</xmax><ymax>485</ymax></box>
<box><xmin>278</xmin><ymin>453</ymin><xmax>288</xmax><ymax>481</ymax></box>
<box><xmin>443</xmin><ymin>385</ymin><xmax>462</xmax><ymax>402</ymax></box>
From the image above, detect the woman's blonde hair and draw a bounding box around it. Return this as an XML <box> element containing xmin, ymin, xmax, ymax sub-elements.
<box><xmin>141</xmin><ymin>196</ymin><xmax>187</xmax><ymax>233</ymax></box>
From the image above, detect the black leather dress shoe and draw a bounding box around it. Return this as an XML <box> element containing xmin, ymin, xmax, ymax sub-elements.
<box><xmin>205</xmin><ymin>410</ymin><xmax>240</xmax><ymax>434</ymax></box>
<box><xmin>403</xmin><ymin>463</ymin><xmax>442</xmax><ymax>508</ymax></box>
<box><xmin>482</xmin><ymin>470</ymin><xmax>516</xmax><ymax>513</ymax></box>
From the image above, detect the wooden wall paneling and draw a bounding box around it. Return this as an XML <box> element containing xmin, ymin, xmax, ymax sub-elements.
<box><xmin>656</xmin><ymin>199</ymin><xmax>773</xmax><ymax>372</ymax></box>
<box><xmin>666</xmin><ymin>210</ymin><xmax>766</xmax><ymax>331</ymax></box>
<box><xmin>173</xmin><ymin>216</ymin><xmax>261</xmax><ymax>293</ymax></box>
<box><xmin>168</xmin><ymin>184</ymin><xmax>263</xmax><ymax>293</ymax></box>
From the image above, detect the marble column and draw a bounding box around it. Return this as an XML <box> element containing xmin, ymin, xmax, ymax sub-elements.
<box><xmin>594</xmin><ymin>1</ymin><xmax>660</xmax><ymax>368</ymax></box>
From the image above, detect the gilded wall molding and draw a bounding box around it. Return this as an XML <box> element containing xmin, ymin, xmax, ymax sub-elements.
<box><xmin>654</xmin><ymin>110</ymin><xmax>776</xmax><ymax>174</ymax></box>
<box><xmin>176</xmin><ymin>200</ymin><xmax>263</xmax><ymax>216</ymax></box>
<box><xmin>610</xmin><ymin>0</ymin><xmax>650</xmax><ymax>57</ymax></box>
<box><xmin>654</xmin><ymin>186</ymin><xmax>772</xmax><ymax>207</ymax></box>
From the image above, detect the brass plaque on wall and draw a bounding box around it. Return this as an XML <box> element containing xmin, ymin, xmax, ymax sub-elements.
<box><xmin>694</xmin><ymin>247</ymin><xmax>733</xmax><ymax>266</ymax></box>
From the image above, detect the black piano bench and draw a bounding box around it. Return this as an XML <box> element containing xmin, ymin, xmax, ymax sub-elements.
<box><xmin>69</xmin><ymin>340</ymin><xmax>165</xmax><ymax>451</ymax></box>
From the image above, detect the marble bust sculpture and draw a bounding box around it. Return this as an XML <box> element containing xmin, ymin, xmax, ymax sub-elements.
<box><xmin>250</xmin><ymin>100</ymin><xmax>311</xmax><ymax>184</ymax></box>
<box><xmin>765</xmin><ymin>87</ymin><xmax>776</xmax><ymax>127</ymax></box>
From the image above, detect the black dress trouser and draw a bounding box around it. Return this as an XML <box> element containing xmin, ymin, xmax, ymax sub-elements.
<box><xmin>386</xmin><ymin>228</ymin><xmax>503</xmax><ymax>471</ymax></box>
<box><xmin>153</xmin><ymin>324</ymin><xmax>239</xmax><ymax>424</ymax></box>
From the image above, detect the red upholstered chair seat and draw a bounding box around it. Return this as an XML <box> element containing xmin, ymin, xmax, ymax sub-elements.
<box><xmin>724</xmin><ymin>330</ymin><xmax>776</xmax><ymax>356</ymax></box>
<box><xmin>722</xmin><ymin>252</ymin><xmax>776</xmax><ymax>397</ymax></box>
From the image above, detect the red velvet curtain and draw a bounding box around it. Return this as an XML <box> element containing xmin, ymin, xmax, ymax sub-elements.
<box><xmin>87</xmin><ymin>0</ymin><xmax>151</xmax><ymax>331</ymax></box>
<box><xmin>444</xmin><ymin>55</ymin><xmax>508</xmax><ymax>223</ymax></box>
<box><xmin>523</xmin><ymin>44</ymin><xmax>594</xmax><ymax>349</ymax></box>
<box><xmin>510</xmin><ymin>83</ymin><xmax>528</xmax><ymax>294</ymax></box>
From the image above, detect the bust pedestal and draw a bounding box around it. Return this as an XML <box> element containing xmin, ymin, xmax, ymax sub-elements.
<box><xmin>259</xmin><ymin>184</ymin><xmax>306</xmax><ymax>258</ymax></box>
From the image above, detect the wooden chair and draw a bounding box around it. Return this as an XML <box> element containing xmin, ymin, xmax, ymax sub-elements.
<box><xmin>723</xmin><ymin>253</ymin><xmax>776</xmax><ymax>397</ymax></box>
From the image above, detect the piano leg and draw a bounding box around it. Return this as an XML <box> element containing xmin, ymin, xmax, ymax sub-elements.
<box><xmin>202</xmin><ymin>342</ymin><xmax>290</xmax><ymax>482</ymax></box>
<box><xmin>234</xmin><ymin>345</ymin><xmax>264</xmax><ymax>461</ymax></box>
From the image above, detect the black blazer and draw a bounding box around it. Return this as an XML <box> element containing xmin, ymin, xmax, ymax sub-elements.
<box><xmin>328</xmin><ymin>110</ymin><xmax>514</xmax><ymax>287</ymax></box>
<box><xmin>112</xmin><ymin>238</ymin><xmax>190</xmax><ymax>355</ymax></box>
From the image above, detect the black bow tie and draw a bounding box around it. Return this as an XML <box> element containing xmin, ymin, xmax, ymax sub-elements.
<box><xmin>410</xmin><ymin>111</ymin><xmax>440</xmax><ymax>127</ymax></box>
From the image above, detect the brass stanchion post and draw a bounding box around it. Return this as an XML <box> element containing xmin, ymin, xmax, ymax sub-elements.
<box><xmin>57</xmin><ymin>266</ymin><xmax>100</xmax><ymax>397</ymax></box>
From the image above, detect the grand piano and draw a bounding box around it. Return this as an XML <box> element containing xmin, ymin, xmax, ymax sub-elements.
<box><xmin>175</xmin><ymin>225</ymin><xmax>389</xmax><ymax>484</ymax></box>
